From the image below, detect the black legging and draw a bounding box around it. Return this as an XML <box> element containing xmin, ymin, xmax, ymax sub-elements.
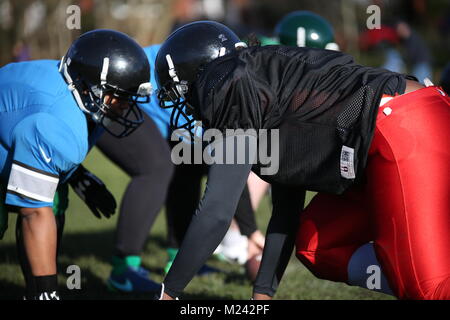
<box><xmin>165</xmin><ymin>163</ymin><xmax>204</xmax><ymax>249</ymax></box>
<box><xmin>165</xmin><ymin>161</ymin><xmax>258</xmax><ymax>249</ymax></box>
<box><xmin>96</xmin><ymin>113</ymin><xmax>174</xmax><ymax>257</ymax></box>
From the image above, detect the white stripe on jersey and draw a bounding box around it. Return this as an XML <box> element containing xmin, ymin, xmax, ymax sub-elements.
<box><xmin>7</xmin><ymin>163</ymin><xmax>59</xmax><ymax>202</ymax></box>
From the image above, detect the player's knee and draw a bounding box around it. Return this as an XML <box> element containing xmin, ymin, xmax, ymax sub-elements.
<box><xmin>131</xmin><ymin>140</ymin><xmax>173</xmax><ymax>180</ymax></box>
<box><xmin>295</xmin><ymin>218</ymin><xmax>319</xmax><ymax>256</ymax></box>
<box><xmin>19</xmin><ymin>211</ymin><xmax>37</xmax><ymax>220</ymax></box>
<box><xmin>295</xmin><ymin>249</ymin><xmax>329</xmax><ymax>281</ymax></box>
<box><xmin>137</xmin><ymin>157</ymin><xmax>174</xmax><ymax>185</ymax></box>
<box><xmin>295</xmin><ymin>224</ymin><xmax>349</xmax><ymax>282</ymax></box>
<box><xmin>296</xmin><ymin>247</ymin><xmax>350</xmax><ymax>282</ymax></box>
<box><xmin>19</xmin><ymin>207</ymin><xmax>53</xmax><ymax>221</ymax></box>
<box><xmin>295</xmin><ymin>234</ymin><xmax>329</xmax><ymax>281</ymax></box>
<box><xmin>149</xmin><ymin>159</ymin><xmax>174</xmax><ymax>183</ymax></box>
<box><xmin>295</xmin><ymin>223</ymin><xmax>328</xmax><ymax>280</ymax></box>
<box><xmin>295</xmin><ymin>249</ymin><xmax>314</xmax><ymax>270</ymax></box>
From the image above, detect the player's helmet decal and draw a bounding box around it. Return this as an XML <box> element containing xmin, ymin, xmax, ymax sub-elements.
<box><xmin>275</xmin><ymin>11</ymin><xmax>339</xmax><ymax>50</ymax></box>
<box><xmin>60</xmin><ymin>29</ymin><xmax>152</xmax><ymax>138</ymax></box>
<box><xmin>155</xmin><ymin>21</ymin><xmax>246</xmax><ymax>134</ymax></box>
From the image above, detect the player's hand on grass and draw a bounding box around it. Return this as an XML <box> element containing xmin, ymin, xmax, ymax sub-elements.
<box><xmin>69</xmin><ymin>164</ymin><xmax>117</xmax><ymax>219</ymax></box>
<box><xmin>249</xmin><ymin>230</ymin><xmax>265</xmax><ymax>250</ymax></box>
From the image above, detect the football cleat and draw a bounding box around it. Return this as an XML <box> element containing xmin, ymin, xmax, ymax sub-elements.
<box><xmin>107</xmin><ymin>266</ymin><xmax>160</xmax><ymax>293</ymax></box>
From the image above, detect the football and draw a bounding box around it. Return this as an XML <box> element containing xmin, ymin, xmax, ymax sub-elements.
<box><xmin>245</xmin><ymin>254</ymin><xmax>262</xmax><ymax>283</ymax></box>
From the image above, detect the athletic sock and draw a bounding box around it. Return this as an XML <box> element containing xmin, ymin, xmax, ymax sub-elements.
<box><xmin>111</xmin><ymin>255</ymin><xmax>141</xmax><ymax>276</ymax></box>
<box><xmin>347</xmin><ymin>243</ymin><xmax>393</xmax><ymax>295</ymax></box>
<box><xmin>164</xmin><ymin>248</ymin><xmax>178</xmax><ymax>274</ymax></box>
<box><xmin>33</xmin><ymin>274</ymin><xmax>59</xmax><ymax>299</ymax></box>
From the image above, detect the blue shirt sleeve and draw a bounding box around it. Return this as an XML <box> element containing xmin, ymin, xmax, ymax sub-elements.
<box><xmin>5</xmin><ymin>113</ymin><xmax>83</xmax><ymax>208</ymax></box>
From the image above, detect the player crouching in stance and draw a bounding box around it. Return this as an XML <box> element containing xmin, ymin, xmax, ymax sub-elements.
<box><xmin>0</xmin><ymin>29</ymin><xmax>152</xmax><ymax>300</ymax></box>
<box><xmin>154</xmin><ymin>21</ymin><xmax>450</xmax><ymax>300</ymax></box>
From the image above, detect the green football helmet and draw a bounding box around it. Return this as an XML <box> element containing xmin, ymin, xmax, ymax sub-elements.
<box><xmin>275</xmin><ymin>11</ymin><xmax>339</xmax><ymax>50</ymax></box>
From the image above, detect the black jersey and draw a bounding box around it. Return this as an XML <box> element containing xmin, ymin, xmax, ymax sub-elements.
<box><xmin>192</xmin><ymin>45</ymin><xmax>407</xmax><ymax>194</ymax></box>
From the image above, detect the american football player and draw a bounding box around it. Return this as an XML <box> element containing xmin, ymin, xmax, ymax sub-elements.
<box><xmin>95</xmin><ymin>43</ymin><xmax>261</xmax><ymax>293</ymax></box>
<box><xmin>0</xmin><ymin>29</ymin><xmax>151</xmax><ymax>299</ymax></box>
<box><xmin>154</xmin><ymin>21</ymin><xmax>450</xmax><ymax>300</ymax></box>
<box><xmin>98</xmin><ymin>44</ymin><xmax>175</xmax><ymax>293</ymax></box>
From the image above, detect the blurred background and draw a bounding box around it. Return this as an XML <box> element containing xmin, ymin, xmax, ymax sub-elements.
<box><xmin>0</xmin><ymin>0</ymin><xmax>449</xmax><ymax>300</ymax></box>
<box><xmin>0</xmin><ymin>0</ymin><xmax>449</xmax><ymax>81</ymax></box>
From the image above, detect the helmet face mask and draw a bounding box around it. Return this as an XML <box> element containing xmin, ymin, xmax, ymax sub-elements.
<box><xmin>61</xmin><ymin>29</ymin><xmax>152</xmax><ymax>138</ymax></box>
<box><xmin>157</xmin><ymin>68</ymin><xmax>197</xmax><ymax>134</ymax></box>
<box><xmin>158</xmin><ymin>82</ymin><xmax>202</xmax><ymax>143</ymax></box>
<box><xmin>85</xmin><ymin>83</ymin><xmax>147</xmax><ymax>138</ymax></box>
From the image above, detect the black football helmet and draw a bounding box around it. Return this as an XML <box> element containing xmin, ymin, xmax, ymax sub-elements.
<box><xmin>60</xmin><ymin>29</ymin><xmax>152</xmax><ymax>138</ymax></box>
<box><xmin>155</xmin><ymin>21</ymin><xmax>247</xmax><ymax>133</ymax></box>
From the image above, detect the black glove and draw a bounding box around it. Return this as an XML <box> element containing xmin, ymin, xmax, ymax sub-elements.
<box><xmin>69</xmin><ymin>165</ymin><xmax>117</xmax><ymax>219</ymax></box>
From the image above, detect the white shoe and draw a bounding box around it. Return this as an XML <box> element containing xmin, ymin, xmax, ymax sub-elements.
<box><xmin>215</xmin><ymin>228</ymin><xmax>248</xmax><ymax>265</ymax></box>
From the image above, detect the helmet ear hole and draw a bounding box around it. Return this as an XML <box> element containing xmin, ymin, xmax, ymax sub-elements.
<box><xmin>137</xmin><ymin>82</ymin><xmax>153</xmax><ymax>96</ymax></box>
<box><xmin>176</xmin><ymin>82</ymin><xmax>189</xmax><ymax>97</ymax></box>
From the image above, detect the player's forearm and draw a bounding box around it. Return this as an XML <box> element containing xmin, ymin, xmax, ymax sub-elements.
<box><xmin>252</xmin><ymin>216</ymin><xmax>298</xmax><ymax>297</ymax></box>
<box><xmin>163</xmin><ymin>162</ymin><xmax>253</xmax><ymax>298</ymax></box>
<box><xmin>253</xmin><ymin>186</ymin><xmax>305</xmax><ymax>298</ymax></box>
<box><xmin>19</xmin><ymin>206</ymin><xmax>57</xmax><ymax>276</ymax></box>
<box><xmin>163</xmin><ymin>204</ymin><xmax>236</xmax><ymax>298</ymax></box>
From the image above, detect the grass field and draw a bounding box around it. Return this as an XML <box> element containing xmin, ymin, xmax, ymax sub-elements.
<box><xmin>0</xmin><ymin>148</ymin><xmax>393</xmax><ymax>300</ymax></box>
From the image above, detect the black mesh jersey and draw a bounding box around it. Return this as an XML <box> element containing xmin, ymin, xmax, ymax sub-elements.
<box><xmin>191</xmin><ymin>45</ymin><xmax>407</xmax><ymax>194</ymax></box>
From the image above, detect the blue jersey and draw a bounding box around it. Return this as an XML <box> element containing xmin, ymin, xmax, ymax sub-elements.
<box><xmin>139</xmin><ymin>45</ymin><xmax>172</xmax><ymax>139</ymax></box>
<box><xmin>0</xmin><ymin>60</ymin><xmax>103</xmax><ymax>208</ymax></box>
